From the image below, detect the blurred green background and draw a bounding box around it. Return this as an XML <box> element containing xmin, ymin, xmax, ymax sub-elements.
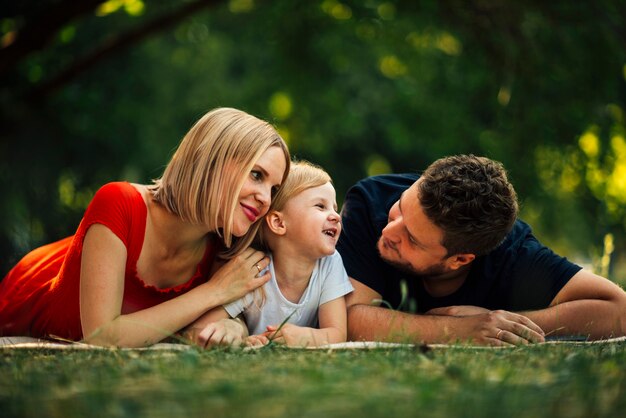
<box><xmin>1</xmin><ymin>0</ymin><xmax>625</xmax><ymax>282</ymax></box>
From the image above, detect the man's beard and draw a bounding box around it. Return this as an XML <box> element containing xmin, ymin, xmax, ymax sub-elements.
<box><xmin>377</xmin><ymin>239</ymin><xmax>448</xmax><ymax>280</ymax></box>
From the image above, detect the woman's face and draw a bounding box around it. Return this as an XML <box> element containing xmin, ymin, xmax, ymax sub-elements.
<box><xmin>231</xmin><ymin>146</ymin><xmax>287</xmax><ymax>237</ymax></box>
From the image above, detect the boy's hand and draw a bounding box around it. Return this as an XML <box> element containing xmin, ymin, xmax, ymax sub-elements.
<box><xmin>193</xmin><ymin>318</ymin><xmax>247</xmax><ymax>348</ymax></box>
<box><xmin>245</xmin><ymin>334</ymin><xmax>269</xmax><ymax>347</ymax></box>
<box><xmin>263</xmin><ymin>324</ymin><xmax>319</xmax><ymax>347</ymax></box>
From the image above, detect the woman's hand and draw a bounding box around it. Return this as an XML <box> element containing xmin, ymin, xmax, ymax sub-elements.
<box><xmin>204</xmin><ymin>247</ymin><xmax>270</xmax><ymax>304</ymax></box>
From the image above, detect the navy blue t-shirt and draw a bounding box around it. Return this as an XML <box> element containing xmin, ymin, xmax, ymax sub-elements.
<box><xmin>336</xmin><ymin>173</ymin><xmax>582</xmax><ymax>313</ymax></box>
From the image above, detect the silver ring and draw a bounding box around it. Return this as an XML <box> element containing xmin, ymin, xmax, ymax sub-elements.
<box><xmin>496</xmin><ymin>329</ymin><xmax>504</xmax><ymax>340</ymax></box>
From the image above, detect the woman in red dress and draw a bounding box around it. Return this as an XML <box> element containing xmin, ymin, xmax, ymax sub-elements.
<box><xmin>0</xmin><ymin>107</ymin><xmax>290</xmax><ymax>347</ymax></box>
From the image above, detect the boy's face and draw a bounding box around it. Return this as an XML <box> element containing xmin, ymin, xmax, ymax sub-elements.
<box><xmin>281</xmin><ymin>182</ymin><xmax>341</xmax><ymax>259</ymax></box>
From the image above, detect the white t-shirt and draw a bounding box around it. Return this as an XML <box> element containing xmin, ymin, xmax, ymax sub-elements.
<box><xmin>224</xmin><ymin>251</ymin><xmax>354</xmax><ymax>335</ymax></box>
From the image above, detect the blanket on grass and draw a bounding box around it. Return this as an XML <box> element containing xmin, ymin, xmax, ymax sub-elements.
<box><xmin>1</xmin><ymin>336</ymin><xmax>625</xmax><ymax>351</ymax></box>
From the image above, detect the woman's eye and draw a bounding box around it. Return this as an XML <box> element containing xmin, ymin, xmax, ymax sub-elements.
<box><xmin>251</xmin><ymin>171</ymin><xmax>262</xmax><ymax>181</ymax></box>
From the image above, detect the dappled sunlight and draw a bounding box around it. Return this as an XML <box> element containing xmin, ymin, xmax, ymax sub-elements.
<box><xmin>377</xmin><ymin>3</ymin><xmax>396</xmax><ymax>21</ymax></box>
<box><xmin>536</xmin><ymin>122</ymin><xmax>626</xmax><ymax>222</ymax></box>
<box><xmin>1</xmin><ymin>0</ymin><xmax>625</xmax><ymax>283</ymax></box>
<box><xmin>355</xmin><ymin>23</ymin><xmax>376</xmax><ymax>40</ymax></box>
<box><xmin>229</xmin><ymin>0</ymin><xmax>255</xmax><ymax>14</ymax></box>
<box><xmin>58</xmin><ymin>174</ymin><xmax>94</xmax><ymax>211</ymax></box>
<box><xmin>1</xmin><ymin>18</ymin><xmax>16</xmax><ymax>47</ymax></box>
<box><xmin>321</xmin><ymin>0</ymin><xmax>352</xmax><ymax>20</ymax></box>
<box><xmin>275</xmin><ymin>125</ymin><xmax>291</xmax><ymax>146</ymax></box>
<box><xmin>365</xmin><ymin>154</ymin><xmax>392</xmax><ymax>177</ymax></box>
<box><xmin>379</xmin><ymin>55</ymin><xmax>407</xmax><ymax>78</ymax></box>
<box><xmin>269</xmin><ymin>92</ymin><xmax>293</xmax><ymax>121</ymax></box>
<box><xmin>599</xmin><ymin>233</ymin><xmax>615</xmax><ymax>278</ymax></box>
<box><xmin>406</xmin><ymin>31</ymin><xmax>462</xmax><ymax>56</ymax></box>
<box><xmin>579</xmin><ymin>130</ymin><xmax>599</xmax><ymax>158</ymax></box>
<box><xmin>534</xmin><ymin>146</ymin><xmax>582</xmax><ymax>198</ymax></box>
<box><xmin>96</xmin><ymin>0</ymin><xmax>145</xmax><ymax>17</ymax></box>
<box><xmin>59</xmin><ymin>26</ymin><xmax>76</xmax><ymax>44</ymax></box>
<box><xmin>497</xmin><ymin>86</ymin><xmax>511</xmax><ymax>106</ymax></box>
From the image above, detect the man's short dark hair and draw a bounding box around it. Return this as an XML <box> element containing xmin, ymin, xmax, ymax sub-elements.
<box><xmin>417</xmin><ymin>155</ymin><xmax>518</xmax><ymax>256</ymax></box>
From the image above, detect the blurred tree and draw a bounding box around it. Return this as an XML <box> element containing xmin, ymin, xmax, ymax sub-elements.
<box><xmin>1</xmin><ymin>0</ymin><xmax>625</xmax><ymax>283</ymax></box>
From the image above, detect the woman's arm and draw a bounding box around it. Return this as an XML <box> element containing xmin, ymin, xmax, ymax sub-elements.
<box><xmin>80</xmin><ymin>224</ymin><xmax>269</xmax><ymax>347</ymax></box>
<box><xmin>264</xmin><ymin>297</ymin><xmax>348</xmax><ymax>347</ymax></box>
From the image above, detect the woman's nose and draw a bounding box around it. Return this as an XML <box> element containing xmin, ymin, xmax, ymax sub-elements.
<box><xmin>256</xmin><ymin>186</ymin><xmax>271</xmax><ymax>206</ymax></box>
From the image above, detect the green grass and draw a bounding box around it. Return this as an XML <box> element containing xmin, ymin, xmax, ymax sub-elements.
<box><xmin>2</xmin><ymin>343</ymin><xmax>625</xmax><ymax>418</ymax></box>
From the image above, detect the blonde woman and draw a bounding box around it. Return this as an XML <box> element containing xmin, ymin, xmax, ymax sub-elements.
<box><xmin>189</xmin><ymin>161</ymin><xmax>353</xmax><ymax>348</ymax></box>
<box><xmin>0</xmin><ymin>108</ymin><xmax>290</xmax><ymax>348</ymax></box>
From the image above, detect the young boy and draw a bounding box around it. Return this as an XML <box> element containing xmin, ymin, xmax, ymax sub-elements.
<box><xmin>187</xmin><ymin>161</ymin><xmax>353</xmax><ymax>347</ymax></box>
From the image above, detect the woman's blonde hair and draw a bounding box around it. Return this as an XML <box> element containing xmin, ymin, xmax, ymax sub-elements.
<box><xmin>150</xmin><ymin>107</ymin><xmax>290</xmax><ymax>258</ymax></box>
<box><xmin>257</xmin><ymin>160</ymin><xmax>331</xmax><ymax>250</ymax></box>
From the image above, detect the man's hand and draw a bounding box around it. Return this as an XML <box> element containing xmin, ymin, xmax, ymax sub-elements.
<box><xmin>348</xmin><ymin>303</ymin><xmax>545</xmax><ymax>346</ymax></box>
<box><xmin>461</xmin><ymin>310</ymin><xmax>545</xmax><ymax>346</ymax></box>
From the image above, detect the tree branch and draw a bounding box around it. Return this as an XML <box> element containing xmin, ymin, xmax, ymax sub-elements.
<box><xmin>0</xmin><ymin>0</ymin><xmax>108</xmax><ymax>76</ymax></box>
<box><xmin>28</xmin><ymin>0</ymin><xmax>224</xmax><ymax>101</ymax></box>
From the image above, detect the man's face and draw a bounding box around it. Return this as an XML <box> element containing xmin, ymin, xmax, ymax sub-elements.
<box><xmin>377</xmin><ymin>181</ymin><xmax>451</xmax><ymax>278</ymax></box>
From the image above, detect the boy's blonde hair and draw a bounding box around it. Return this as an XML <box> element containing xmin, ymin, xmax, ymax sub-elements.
<box><xmin>252</xmin><ymin>160</ymin><xmax>332</xmax><ymax>309</ymax></box>
<box><xmin>257</xmin><ymin>160</ymin><xmax>331</xmax><ymax>249</ymax></box>
<box><xmin>150</xmin><ymin>107</ymin><xmax>290</xmax><ymax>258</ymax></box>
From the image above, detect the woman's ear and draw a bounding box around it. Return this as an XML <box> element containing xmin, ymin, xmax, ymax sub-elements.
<box><xmin>265</xmin><ymin>210</ymin><xmax>286</xmax><ymax>235</ymax></box>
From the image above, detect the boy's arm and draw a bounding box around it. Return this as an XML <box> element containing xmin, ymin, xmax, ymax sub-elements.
<box><xmin>316</xmin><ymin>296</ymin><xmax>348</xmax><ymax>343</ymax></box>
<box><xmin>181</xmin><ymin>307</ymin><xmax>248</xmax><ymax>348</ymax></box>
<box><xmin>265</xmin><ymin>297</ymin><xmax>348</xmax><ymax>347</ymax></box>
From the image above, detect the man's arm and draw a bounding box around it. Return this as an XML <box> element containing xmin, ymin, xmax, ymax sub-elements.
<box><xmin>345</xmin><ymin>278</ymin><xmax>545</xmax><ymax>345</ymax></box>
<box><xmin>521</xmin><ymin>270</ymin><xmax>626</xmax><ymax>339</ymax></box>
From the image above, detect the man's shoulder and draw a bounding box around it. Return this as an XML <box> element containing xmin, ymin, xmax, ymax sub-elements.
<box><xmin>494</xmin><ymin>220</ymin><xmax>534</xmax><ymax>254</ymax></box>
<box><xmin>351</xmin><ymin>173</ymin><xmax>420</xmax><ymax>193</ymax></box>
<box><xmin>344</xmin><ymin>173</ymin><xmax>419</xmax><ymax>214</ymax></box>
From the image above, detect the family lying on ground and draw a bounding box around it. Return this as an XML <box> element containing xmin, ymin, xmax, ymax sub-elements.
<box><xmin>1</xmin><ymin>108</ymin><xmax>625</xmax><ymax>348</ymax></box>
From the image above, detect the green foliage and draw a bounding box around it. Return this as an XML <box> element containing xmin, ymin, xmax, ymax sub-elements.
<box><xmin>2</xmin><ymin>344</ymin><xmax>626</xmax><ymax>417</ymax></box>
<box><xmin>1</xmin><ymin>0</ymin><xmax>625</xmax><ymax>279</ymax></box>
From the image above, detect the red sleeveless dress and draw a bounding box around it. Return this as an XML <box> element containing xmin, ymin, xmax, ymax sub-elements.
<box><xmin>0</xmin><ymin>182</ymin><xmax>218</xmax><ymax>340</ymax></box>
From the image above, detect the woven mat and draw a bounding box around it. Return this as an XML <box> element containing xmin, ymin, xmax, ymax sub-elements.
<box><xmin>1</xmin><ymin>336</ymin><xmax>624</xmax><ymax>351</ymax></box>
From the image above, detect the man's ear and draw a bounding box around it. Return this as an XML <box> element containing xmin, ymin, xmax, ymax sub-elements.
<box><xmin>265</xmin><ymin>210</ymin><xmax>286</xmax><ymax>235</ymax></box>
<box><xmin>447</xmin><ymin>253</ymin><xmax>475</xmax><ymax>270</ymax></box>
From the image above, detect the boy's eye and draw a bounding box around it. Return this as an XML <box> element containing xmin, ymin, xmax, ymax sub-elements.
<box><xmin>271</xmin><ymin>186</ymin><xmax>279</xmax><ymax>197</ymax></box>
<box><xmin>315</xmin><ymin>203</ymin><xmax>325</xmax><ymax>209</ymax></box>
